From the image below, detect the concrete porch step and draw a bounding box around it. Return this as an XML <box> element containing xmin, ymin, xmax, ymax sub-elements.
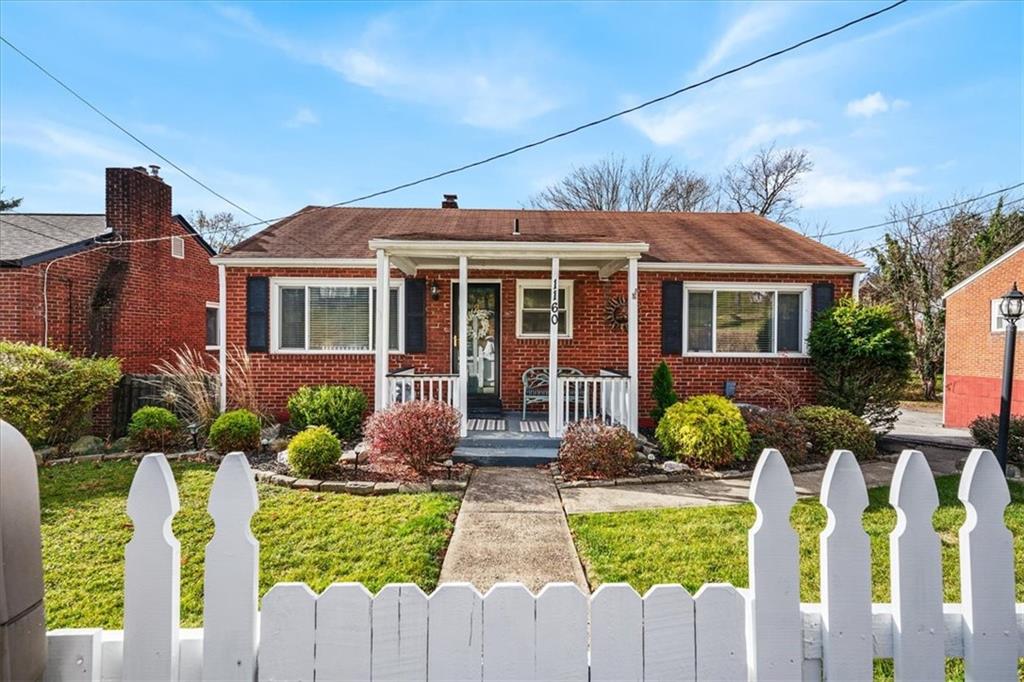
<box><xmin>453</xmin><ymin>446</ymin><xmax>559</xmax><ymax>467</ymax></box>
<box><xmin>461</xmin><ymin>434</ymin><xmax>561</xmax><ymax>449</ymax></box>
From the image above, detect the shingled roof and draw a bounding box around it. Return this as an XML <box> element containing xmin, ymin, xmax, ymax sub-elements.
<box><xmin>223</xmin><ymin>207</ymin><xmax>863</xmax><ymax>268</ymax></box>
<box><xmin>0</xmin><ymin>214</ymin><xmax>110</xmax><ymax>265</ymax></box>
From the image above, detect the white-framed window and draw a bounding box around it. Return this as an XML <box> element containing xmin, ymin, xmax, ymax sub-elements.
<box><xmin>683</xmin><ymin>283</ymin><xmax>811</xmax><ymax>356</ymax></box>
<box><xmin>269</xmin><ymin>278</ymin><xmax>403</xmax><ymax>354</ymax></box>
<box><xmin>171</xmin><ymin>235</ymin><xmax>185</xmax><ymax>259</ymax></box>
<box><xmin>516</xmin><ymin>279</ymin><xmax>573</xmax><ymax>338</ymax></box>
<box><xmin>991</xmin><ymin>299</ymin><xmax>1020</xmax><ymax>332</ymax></box>
<box><xmin>205</xmin><ymin>302</ymin><xmax>220</xmax><ymax>350</ymax></box>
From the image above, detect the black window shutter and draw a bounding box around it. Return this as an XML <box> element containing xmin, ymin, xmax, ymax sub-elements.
<box><xmin>661</xmin><ymin>280</ymin><xmax>684</xmax><ymax>355</ymax></box>
<box><xmin>405</xmin><ymin>278</ymin><xmax>427</xmax><ymax>353</ymax></box>
<box><xmin>812</xmin><ymin>282</ymin><xmax>836</xmax><ymax>318</ymax></box>
<box><xmin>246</xmin><ymin>276</ymin><xmax>269</xmax><ymax>352</ymax></box>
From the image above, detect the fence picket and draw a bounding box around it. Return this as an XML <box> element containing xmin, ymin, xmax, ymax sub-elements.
<box><xmin>889</xmin><ymin>449</ymin><xmax>944</xmax><ymax>680</ymax></box>
<box><xmin>315</xmin><ymin>583</ymin><xmax>373</xmax><ymax>682</ymax></box>
<box><xmin>643</xmin><ymin>585</ymin><xmax>695</xmax><ymax>682</ymax></box>
<box><xmin>819</xmin><ymin>450</ymin><xmax>872</xmax><ymax>681</ymax></box>
<box><xmin>958</xmin><ymin>449</ymin><xmax>1018</xmax><ymax>680</ymax></box>
<box><xmin>590</xmin><ymin>584</ymin><xmax>643</xmax><ymax>682</ymax></box>
<box><xmin>44</xmin><ymin>629</ymin><xmax>102</xmax><ymax>682</ymax></box>
<box><xmin>203</xmin><ymin>453</ymin><xmax>259</xmax><ymax>681</ymax></box>
<box><xmin>747</xmin><ymin>449</ymin><xmax>802</xmax><ymax>681</ymax></box>
<box><xmin>535</xmin><ymin>583</ymin><xmax>588</xmax><ymax>681</ymax></box>
<box><xmin>178</xmin><ymin>629</ymin><xmax>203</xmax><ymax>682</ymax></box>
<box><xmin>122</xmin><ymin>453</ymin><xmax>180</xmax><ymax>682</ymax></box>
<box><xmin>257</xmin><ymin>583</ymin><xmax>316</xmax><ymax>681</ymax></box>
<box><xmin>371</xmin><ymin>584</ymin><xmax>428</xmax><ymax>681</ymax></box>
<box><xmin>694</xmin><ymin>584</ymin><xmax>747</xmax><ymax>681</ymax></box>
<box><xmin>483</xmin><ymin>583</ymin><xmax>535</xmax><ymax>681</ymax></box>
<box><xmin>427</xmin><ymin>583</ymin><xmax>482</xmax><ymax>682</ymax></box>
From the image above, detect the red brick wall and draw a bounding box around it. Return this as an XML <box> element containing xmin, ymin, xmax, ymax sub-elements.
<box><xmin>944</xmin><ymin>247</ymin><xmax>1024</xmax><ymax>427</ymax></box>
<box><xmin>225</xmin><ymin>264</ymin><xmax>854</xmax><ymax>421</ymax></box>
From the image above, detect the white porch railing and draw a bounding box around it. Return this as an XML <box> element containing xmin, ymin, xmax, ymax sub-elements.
<box><xmin>36</xmin><ymin>447</ymin><xmax>1024</xmax><ymax>680</ymax></box>
<box><xmin>555</xmin><ymin>371</ymin><xmax>632</xmax><ymax>436</ymax></box>
<box><xmin>384</xmin><ymin>370</ymin><xmax>460</xmax><ymax>411</ymax></box>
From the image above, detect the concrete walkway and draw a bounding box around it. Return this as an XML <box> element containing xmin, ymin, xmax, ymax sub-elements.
<box><xmin>439</xmin><ymin>467</ymin><xmax>587</xmax><ymax>592</ymax></box>
<box><xmin>561</xmin><ymin>449</ymin><xmax>963</xmax><ymax>515</ymax></box>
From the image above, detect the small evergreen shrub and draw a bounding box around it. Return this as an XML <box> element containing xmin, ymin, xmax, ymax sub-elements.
<box><xmin>287</xmin><ymin>385</ymin><xmax>368</xmax><ymax>441</ymax></box>
<box><xmin>127</xmin><ymin>406</ymin><xmax>181</xmax><ymax>451</ymax></box>
<box><xmin>364</xmin><ymin>401</ymin><xmax>460</xmax><ymax>474</ymax></box>
<box><xmin>0</xmin><ymin>341</ymin><xmax>121</xmax><ymax>447</ymax></box>
<box><xmin>655</xmin><ymin>394</ymin><xmax>750</xmax><ymax>469</ymax></box>
<box><xmin>741</xmin><ymin>407</ymin><xmax>809</xmax><ymax>466</ymax></box>
<box><xmin>208</xmin><ymin>409</ymin><xmax>261</xmax><ymax>453</ymax></box>
<box><xmin>969</xmin><ymin>414</ymin><xmax>1024</xmax><ymax>464</ymax></box>
<box><xmin>558</xmin><ymin>420</ymin><xmax>637</xmax><ymax>480</ymax></box>
<box><xmin>650</xmin><ymin>361</ymin><xmax>679</xmax><ymax>424</ymax></box>
<box><xmin>287</xmin><ymin>426</ymin><xmax>342</xmax><ymax>478</ymax></box>
<box><xmin>795</xmin><ymin>406</ymin><xmax>875</xmax><ymax>461</ymax></box>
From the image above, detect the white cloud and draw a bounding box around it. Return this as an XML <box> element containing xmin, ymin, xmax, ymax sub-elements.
<box><xmin>801</xmin><ymin>165</ymin><xmax>923</xmax><ymax>208</ymax></box>
<box><xmin>725</xmin><ymin>118</ymin><xmax>815</xmax><ymax>160</ymax></box>
<box><xmin>694</xmin><ymin>4</ymin><xmax>789</xmax><ymax>76</ymax></box>
<box><xmin>284</xmin><ymin>107</ymin><xmax>319</xmax><ymax>128</ymax></box>
<box><xmin>219</xmin><ymin>6</ymin><xmax>558</xmax><ymax>130</ymax></box>
<box><xmin>845</xmin><ymin>92</ymin><xmax>909</xmax><ymax>118</ymax></box>
<box><xmin>1</xmin><ymin>119</ymin><xmax>138</xmax><ymax>167</ymax></box>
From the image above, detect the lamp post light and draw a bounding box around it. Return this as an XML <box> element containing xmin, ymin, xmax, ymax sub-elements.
<box><xmin>995</xmin><ymin>282</ymin><xmax>1023</xmax><ymax>473</ymax></box>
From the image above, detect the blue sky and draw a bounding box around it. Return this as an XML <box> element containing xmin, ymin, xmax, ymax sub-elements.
<box><xmin>1</xmin><ymin>1</ymin><xmax>1021</xmax><ymax>253</ymax></box>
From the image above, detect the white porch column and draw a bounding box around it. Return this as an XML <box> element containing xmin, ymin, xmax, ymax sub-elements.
<box><xmin>217</xmin><ymin>264</ymin><xmax>227</xmax><ymax>412</ymax></box>
<box><xmin>548</xmin><ymin>257</ymin><xmax>560</xmax><ymax>438</ymax></box>
<box><xmin>627</xmin><ymin>257</ymin><xmax>639</xmax><ymax>434</ymax></box>
<box><xmin>374</xmin><ymin>249</ymin><xmax>390</xmax><ymax>411</ymax></box>
<box><xmin>458</xmin><ymin>255</ymin><xmax>469</xmax><ymax>437</ymax></box>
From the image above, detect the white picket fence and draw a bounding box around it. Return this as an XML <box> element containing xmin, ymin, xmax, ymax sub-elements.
<box><xmin>43</xmin><ymin>448</ymin><xmax>1023</xmax><ymax>681</ymax></box>
<box><xmin>384</xmin><ymin>372</ymin><xmax>460</xmax><ymax>411</ymax></box>
<box><xmin>555</xmin><ymin>374</ymin><xmax>632</xmax><ymax>435</ymax></box>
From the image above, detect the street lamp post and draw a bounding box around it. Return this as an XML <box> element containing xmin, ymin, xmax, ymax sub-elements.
<box><xmin>995</xmin><ymin>282</ymin><xmax>1023</xmax><ymax>473</ymax></box>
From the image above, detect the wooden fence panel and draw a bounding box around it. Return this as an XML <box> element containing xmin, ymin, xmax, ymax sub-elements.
<box><xmin>314</xmin><ymin>583</ymin><xmax>373</xmax><ymax>682</ymax></box>
<box><xmin>427</xmin><ymin>583</ymin><xmax>482</xmax><ymax>682</ymax></box>
<box><xmin>958</xmin><ymin>449</ymin><xmax>1018</xmax><ymax>680</ymax></box>
<box><xmin>535</xmin><ymin>583</ymin><xmax>588</xmax><ymax>681</ymax></box>
<box><xmin>122</xmin><ymin>453</ymin><xmax>180</xmax><ymax>682</ymax></box>
<box><xmin>482</xmin><ymin>583</ymin><xmax>536</xmax><ymax>681</ymax></box>
<box><xmin>819</xmin><ymin>449</ymin><xmax>872</xmax><ymax>681</ymax></box>
<box><xmin>257</xmin><ymin>583</ymin><xmax>316</xmax><ymax>682</ymax></box>
<box><xmin>371</xmin><ymin>584</ymin><xmax>428</xmax><ymax>681</ymax></box>
<box><xmin>694</xmin><ymin>584</ymin><xmax>747</xmax><ymax>681</ymax></box>
<box><xmin>642</xmin><ymin>585</ymin><xmax>695</xmax><ymax>682</ymax></box>
<box><xmin>590</xmin><ymin>584</ymin><xmax>643</xmax><ymax>682</ymax></box>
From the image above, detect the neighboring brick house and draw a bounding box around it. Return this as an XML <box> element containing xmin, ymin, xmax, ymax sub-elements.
<box><xmin>0</xmin><ymin>166</ymin><xmax>220</xmax><ymax>426</ymax></box>
<box><xmin>214</xmin><ymin>198</ymin><xmax>864</xmax><ymax>436</ymax></box>
<box><xmin>943</xmin><ymin>241</ymin><xmax>1023</xmax><ymax>428</ymax></box>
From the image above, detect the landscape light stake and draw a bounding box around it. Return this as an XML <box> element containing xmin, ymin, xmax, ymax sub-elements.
<box><xmin>996</xmin><ymin>282</ymin><xmax>1023</xmax><ymax>473</ymax></box>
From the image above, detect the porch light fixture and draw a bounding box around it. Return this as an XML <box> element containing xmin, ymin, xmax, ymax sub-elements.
<box><xmin>430</xmin><ymin>281</ymin><xmax>441</xmax><ymax>301</ymax></box>
<box><xmin>995</xmin><ymin>282</ymin><xmax>1022</xmax><ymax>472</ymax></box>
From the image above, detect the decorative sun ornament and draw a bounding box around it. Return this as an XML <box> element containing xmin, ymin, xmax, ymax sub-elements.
<box><xmin>604</xmin><ymin>295</ymin><xmax>629</xmax><ymax>330</ymax></box>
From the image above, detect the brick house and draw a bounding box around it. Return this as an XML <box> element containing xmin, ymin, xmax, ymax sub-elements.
<box><xmin>214</xmin><ymin>198</ymin><xmax>864</xmax><ymax>437</ymax></box>
<box><xmin>942</xmin><ymin>241</ymin><xmax>1023</xmax><ymax>427</ymax></box>
<box><xmin>1</xmin><ymin>167</ymin><xmax>220</xmax><ymax>421</ymax></box>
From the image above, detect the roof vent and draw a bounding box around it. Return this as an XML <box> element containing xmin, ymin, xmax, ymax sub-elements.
<box><xmin>441</xmin><ymin>194</ymin><xmax>458</xmax><ymax>209</ymax></box>
<box><xmin>149</xmin><ymin>165</ymin><xmax>161</xmax><ymax>178</ymax></box>
<box><xmin>512</xmin><ymin>218</ymin><xmax>520</xmax><ymax>236</ymax></box>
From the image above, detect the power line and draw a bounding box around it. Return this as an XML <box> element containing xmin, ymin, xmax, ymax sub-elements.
<box><xmin>0</xmin><ymin>35</ymin><xmax>269</xmax><ymax>226</ymax></box>
<box><xmin>222</xmin><ymin>0</ymin><xmax>910</xmax><ymax>234</ymax></box>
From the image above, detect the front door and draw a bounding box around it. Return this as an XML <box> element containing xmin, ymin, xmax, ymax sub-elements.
<box><xmin>452</xmin><ymin>283</ymin><xmax>501</xmax><ymax>413</ymax></box>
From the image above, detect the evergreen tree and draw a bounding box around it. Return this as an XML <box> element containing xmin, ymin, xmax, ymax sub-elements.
<box><xmin>650</xmin><ymin>361</ymin><xmax>679</xmax><ymax>423</ymax></box>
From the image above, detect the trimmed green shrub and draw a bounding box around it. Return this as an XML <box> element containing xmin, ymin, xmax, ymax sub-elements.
<box><xmin>208</xmin><ymin>409</ymin><xmax>261</xmax><ymax>453</ymax></box>
<box><xmin>558</xmin><ymin>420</ymin><xmax>637</xmax><ymax>480</ymax></box>
<box><xmin>0</xmin><ymin>341</ymin><xmax>121</xmax><ymax>447</ymax></box>
<box><xmin>287</xmin><ymin>385</ymin><xmax>368</xmax><ymax>441</ymax></box>
<box><xmin>650</xmin><ymin>361</ymin><xmax>679</xmax><ymax>424</ymax></box>
<box><xmin>287</xmin><ymin>425</ymin><xmax>342</xmax><ymax>478</ymax></box>
<box><xmin>969</xmin><ymin>414</ymin><xmax>1024</xmax><ymax>464</ymax></box>
<box><xmin>795</xmin><ymin>405</ymin><xmax>875</xmax><ymax>461</ymax></box>
<box><xmin>808</xmin><ymin>299</ymin><xmax>911</xmax><ymax>433</ymax></box>
<box><xmin>655</xmin><ymin>394</ymin><xmax>750</xmax><ymax>469</ymax></box>
<box><xmin>128</xmin><ymin>406</ymin><xmax>181</xmax><ymax>451</ymax></box>
<box><xmin>741</xmin><ymin>406</ymin><xmax>809</xmax><ymax>466</ymax></box>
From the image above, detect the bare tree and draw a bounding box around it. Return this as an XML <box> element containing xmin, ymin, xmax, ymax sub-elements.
<box><xmin>530</xmin><ymin>154</ymin><xmax>716</xmax><ymax>212</ymax></box>
<box><xmin>189</xmin><ymin>210</ymin><xmax>249</xmax><ymax>253</ymax></box>
<box><xmin>722</xmin><ymin>144</ymin><xmax>812</xmax><ymax>223</ymax></box>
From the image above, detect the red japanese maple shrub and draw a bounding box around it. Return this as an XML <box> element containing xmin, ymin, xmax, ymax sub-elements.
<box><xmin>364</xmin><ymin>400</ymin><xmax>461</xmax><ymax>474</ymax></box>
<box><xmin>558</xmin><ymin>419</ymin><xmax>637</xmax><ymax>480</ymax></box>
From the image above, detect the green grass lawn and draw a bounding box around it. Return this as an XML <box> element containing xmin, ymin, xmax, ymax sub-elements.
<box><xmin>569</xmin><ymin>474</ymin><xmax>1024</xmax><ymax>679</ymax></box>
<box><xmin>40</xmin><ymin>459</ymin><xmax>461</xmax><ymax>629</ymax></box>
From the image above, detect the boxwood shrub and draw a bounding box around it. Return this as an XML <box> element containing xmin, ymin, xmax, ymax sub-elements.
<box><xmin>287</xmin><ymin>385</ymin><xmax>368</xmax><ymax>441</ymax></box>
<box><xmin>127</xmin><ymin>406</ymin><xmax>180</xmax><ymax>451</ymax></box>
<box><xmin>969</xmin><ymin>414</ymin><xmax>1024</xmax><ymax>464</ymax></box>
<box><xmin>655</xmin><ymin>394</ymin><xmax>750</xmax><ymax>469</ymax></box>
<box><xmin>287</xmin><ymin>425</ymin><xmax>342</xmax><ymax>478</ymax></box>
<box><xmin>208</xmin><ymin>409</ymin><xmax>261</xmax><ymax>454</ymax></box>
<box><xmin>794</xmin><ymin>405</ymin><xmax>875</xmax><ymax>461</ymax></box>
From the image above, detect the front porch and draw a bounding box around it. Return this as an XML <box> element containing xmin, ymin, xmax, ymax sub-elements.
<box><xmin>370</xmin><ymin>238</ymin><xmax>649</xmax><ymax>439</ymax></box>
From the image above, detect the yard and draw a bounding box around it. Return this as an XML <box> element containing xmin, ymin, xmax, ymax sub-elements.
<box><xmin>39</xmin><ymin>459</ymin><xmax>461</xmax><ymax>629</ymax></box>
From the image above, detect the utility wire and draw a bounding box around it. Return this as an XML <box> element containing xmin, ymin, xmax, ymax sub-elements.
<box><xmin>0</xmin><ymin>35</ymin><xmax>269</xmax><ymax>226</ymax></box>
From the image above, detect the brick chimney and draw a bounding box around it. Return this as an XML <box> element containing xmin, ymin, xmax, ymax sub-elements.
<box><xmin>441</xmin><ymin>194</ymin><xmax>459</xmax><ymax>209</ymax></box>
<box><xmin>105</xmin><ymin>166</ymin><xmax>173</xmax><ymax>240</ymax></box>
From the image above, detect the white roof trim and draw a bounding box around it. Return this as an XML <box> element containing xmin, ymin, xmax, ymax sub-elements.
<box><xmin>367</xmin><ymin>238</ymin><xmax>649</xmax><ymax>260</ymax></box>
<box><xmin>211</xmin><ymin>257</ymin><xmax>376</xmax><ymax>267</ymax></box>
<box><xmin>637</xmin><ymin>262</ymin><xmax>867</xmax><ymax>274</ymax></box>
<box><xmin>942</xmin><ymin>241</ymin><xmax>1024</xmax><ymax>299</ymax></box>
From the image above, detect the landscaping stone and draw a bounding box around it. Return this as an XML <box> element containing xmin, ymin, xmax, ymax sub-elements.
<box><xmin>589</xmin><ymin>480</ymin><xmax>615</xmax><ymax>487</ymax></box>
<box><xmin>340</xmin><ymin>449</ymin><xmax>369</xmax><ymax>465</ymax></box>
<box><xmin>1007</xmin><ymin>463</ymin><xmax>1022</xmax><ymax>479</ymax></box>
<box><xmin>292</xmin><ymin>479</ymin><xmax>321</xmax><ymax>490</ymax></box>
<box><xmin>661</xmin><ymin>460</ymin><xmax>687</xmax><ymax>473</ymax></box>
<box><xmin>560</xmin><ymin>480</ymin><xmax>589</xmax><ymax>489</ymax></box>
<box><xmin>271</xmin><ymin>474</ymin><xmax>296</xmax><ymax>487</ymax></box>
<box><xmin>69</xmin><ymin>435</ymin><xmax>104</xmax><ymax>456</ymax></box>
<box><xmin>640</xmin><ymin>474</ymin><xmax>669</xmax><ymax>484</ymax></box>
<box><xmin>318</xmin><ymin>481</ymin><xmax>348</xmax><ymax>493</ymax></box>
<box><xmin>276</xmin><ymin>450</ymin><xmax>289</xmax><ymax>466</ymax></box>
<box><xmin>344</xmin><ymin>481</ymin><xmax>376</xmax><ymax>495</ymax></box>
<box><xmin>374</xmin><ymin>482</ymin><xmax>400</xmax><ymax>495</ymax></box>
<box><xmin>108</xmin><ymin>437</ymin><xmax>132</xmax><ymax>453</ymax></box>
<box><xmin>431</xmin><ymin>479</ymin><xmax>468</xmax><ymax>493</ymax></box>
<box><xmin>253</xmin><ymin>470</ymin><xmax>275</xmax><ymax>482</ymax></box>
<box><xmin>399</xmin><ymin>482</ymin><xmax>431</xmax><ymax>494</ymax></box>
<box><xmin>74</xmin><ymin>453</ymin><xmax>104</xmax><ymax>463</ymax></box>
